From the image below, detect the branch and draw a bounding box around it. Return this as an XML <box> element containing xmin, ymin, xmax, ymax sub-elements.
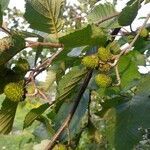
<box><xmin>0</xmin><ymin>26</ymin><xmax>11</xmax><ymax>35</ymax></box>
<box><xmin>26</xmin><ymin>41</ymin><xmax>64</xmax><ymax>48</ymax></box>
<box><xmin>95</xmin><ymin>13</ymin><xmax>120</xmax><ymax>26</ymax></box>
<box><xmin>26</xmin><ymin>48</ymin><xmax>64</xmax><ymax>85</ymax></box>
<box><xmin>44</xmin><ymin>70</ymin><xmax>93</xmax><ymax>150</ymax></box>
<box><xmin>111</xmin><ymin>13</ymin><xmax>150</xmax><ymax>67</ymax></box>
<box><xmin>113</xmin><ymin>64</ymin><xmax>121</xmax><ymax>86</ymax></box>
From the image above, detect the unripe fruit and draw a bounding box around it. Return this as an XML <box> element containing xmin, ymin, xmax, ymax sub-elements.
<box><xmin>95</xmin><ymin>74</ymin><xmax>112</xmax><ymax>87</ymax></box>
<box><xmin>4</xmin><ymin>82</ymin><xmax>24</xmax><ymax>102</ymax></box>
<box><xmin>14</xmin><ymin>58</ymin><xmax>30</xmax><ymax>75</ymax></box>
<box><xmin>98</xmin><ymin>47</ymin><xmax>112</xmax><ymax>62</ymax></box>
<box><xmin>82</xmin><ymin>55</ymin><xmax>99</xmax><ymax>69</ymax></box>
<box><xmin>99</xmin><ymin>63</ymin><xmax>111</xmax><ymax>72</ymax></box>
<box><xmin>0</xmin><ymin>37</ymin><xmax>13</xmax><ymax>52</ymax></box>
<box><xmin>140</xmin><ymin>28</ymin><xmax>149</xmax><ymax>38</ymax></box>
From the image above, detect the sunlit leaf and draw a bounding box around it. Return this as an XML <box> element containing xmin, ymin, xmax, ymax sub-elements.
<box><xmin>23</xmin><ymin>103</ymin><xmax>50</xmax><ymax>129</ymax></box>
<box><xmin>0</xmin><ymin>98</ymin><xmax>18</xmax><ymax>134</ymax></box>
<box><xmin>59</xmin><ymin>25</ymin><xmax>107</xmax><ymax>48</ymax></box>
<box><xmin>24</xmin><ymin>0</ymin><xmax>65</xmax><ymax>35</ymax></box>
<box><xmin>87</xmin><ymin>3</ymin><xmax>120</xmax><ymax>28</ymax></box>
<box><xmin>118</xmin><ymin>0</ymin><xmax>140</xmax><ymax>26</ymax></box>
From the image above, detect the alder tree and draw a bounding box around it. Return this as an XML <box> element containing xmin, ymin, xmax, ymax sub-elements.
<box><xmin>0</xmin><ymin>0</ymin><xmax>150</xmax><ymax>149</ymax></box>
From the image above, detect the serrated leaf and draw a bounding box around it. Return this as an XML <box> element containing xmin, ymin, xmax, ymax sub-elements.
<box><xmin>24</xmin><ymin>0</ymin><xmax>65</xmax><ymax>35</ymax></box>
<box><xmin>118</xmin><ymin>0</ymin><xmax>140</xmax><ymax>26</ymax></box>
<box><xmin>56</xmin><ymin>66</ymin><xmax>88</xmax><ymax>101</ymax></box>
<box><xmin>23</xmin><ymin>103</ymin><xmax>50</xmax><ymax>129</ymax></box>
<box><xmin>0</xmin><ymin>98</ymin><xmax>18</xmax><ymax>134</ymax></box>
<box><xmin>104</xmin><ymin>75</ymin><xmax>150</xmax><ymax>150</ymax></box>
<box><xmin>0</xmin><ymin>32</ymin><xmax>25</xmax><ymax>66</ymax></box>
<box><xmin>59</xmin><ymin>24</ymin><xmax>107</xmax><ymax>48</ymax></box>
<box><xmin>87</xmin><ymin>3</ymin><xmax>120</xmax><ymax>28</ymax></box>
<box><xmin>118</xmin><ymin>53</ymin><xmax>141</xmax><ymax>89</ymax></box>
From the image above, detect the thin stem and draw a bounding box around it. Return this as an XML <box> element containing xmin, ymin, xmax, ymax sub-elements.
<box><xmin>26</xmin><ymin>41</ymin><xmax>64</xmax><ymax>48</ymax></box>
<box><xmin>44</xmin><ymin>70</ymin><xmax>93</xmax><ymax>150</ymax></box>
<box><xmin>111</xmin><ymin>13</ymin><xmax>150</xmax><ymax>67</ymax></box>
<box><xmin>0</xmin><ymin>27</ymin><xmax>11</xmax><ymax>35</ymax></box>
<box><xmin>26</xmin><ymin>48</ymin><xmax>64</xmax><ymax>85</ymax></box>
<box><xmin>95</xmin><ymin>13</ymin><xmax>120</xmax><ymax>26</ymax></box>
<box><xmin>113</xmin><ymin>64</ymin><xmax>121</xmax><ymax>86</ymax></box>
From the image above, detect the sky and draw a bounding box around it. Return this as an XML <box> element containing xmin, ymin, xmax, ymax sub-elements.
<box><xmin>5</xmin><ymin>0</ymin><xmax>150</xmax><ymax>79</ymax></box>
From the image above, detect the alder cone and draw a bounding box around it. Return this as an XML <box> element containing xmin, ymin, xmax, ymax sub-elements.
<box><xmin>82</xmin><ymin>55</ymin><xmax>99</xmax><ymax>69</ymax></box>
<box><xmin>95</xmin><ymin>74</ymin><xmax>112</xmax><ymax>87</ymax></box>
<box><xmin>99</xmin><ymin>63</ymin><xmax>111</xmax><ymax>72</ymax></box>
<box><xmin>98</xmin><ymin>47</ymin><xmax>112</xmax><ymax>62</ymax></box>
<box><xmin>4</xmin><ymin>82</ymin><xmax>24</xmax><ymax>102</ymax></box>
<box><xmin>140</xmin><ymin>28</ymin><xmax>149</xmax><ymax>38</ymax></box>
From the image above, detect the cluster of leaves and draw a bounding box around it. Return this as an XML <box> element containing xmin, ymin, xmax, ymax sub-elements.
<box><xmin>0</xmin><ymin>0</ymin><xmax>150</xmax><ymax>150</ymax></box>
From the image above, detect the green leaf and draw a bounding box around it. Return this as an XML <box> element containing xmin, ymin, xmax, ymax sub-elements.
<box><xmin>37</xmin><ymin>115</ymin><xmax>55</xmax><ymax>135</ymax></box>
<box><xmin>24</xmin><ymin>0</ymin><xmax>65</xmax><ymax>34</ymax></box>
<box><xmin>39</xmin><ymin>68</ymin><xmax>56</xmax><ymax>92</ymax></box>
<box><xmin>87</xmin><ymin>3</ymin><xmax>120</xmax><ymax>28</ymax></box>
<box><xmin>59</xmin><ymin>25</ymin><xmax>107</xmax><ymax>48</ymax></box>
<box><xmin>77</xmin><ymin>124</ymin><xmax>102</xmax><ymax>150</ymax></box>
<box><xmin>129</xmin><ymin>50</ymin><xmax>145</xmax><ymax>66</ymax></box>
<box><xmin>118</xmin><ymin>53</ymin><xmax>141</xmax><ymax>89</ymax></box>
<box><xmin>56</xmin><ymin>66</ymin><xmax>88</xmax><ymax>101</ymax></box>
<box><xmin>54</xmin><ymin>90</ymin><xmax>90</xmax><ymax>141</ymax></box>
<box><xmin>118</xmin><ymin>0</ymin><xmax>140</xmax><ymax>26</ymax></box>
<box><xmin>0</xmin><ymin>0</ymin><xmax>10</xmax><ymax>26</ymax></box>
<box><xmin>105</xmin><ymin>75</ymin><xmax>150</xmax><ymax>150</ymax></box>
<box><xmin>0</xmin><ymin>98</ymin><xmax>18</xmax><ymax>134</ymax></box>
<box><xmin>0</xmin><ymin>32</ymin><xmax>25</xmax><ymax>66</ymax></box>
<box><xmin>23</xmin><ymin>103</ymin><xmax>50</xmax><ymax>129</ymax></box>
<box><xmin>98</xmin><ymin>96</ymin><xmax>129</xmax><ymax>118</ymax></box>
<box><xmin>0</xmin><ymin>132</ymin><xmax>34</xmax><ymax>150</ymax></box>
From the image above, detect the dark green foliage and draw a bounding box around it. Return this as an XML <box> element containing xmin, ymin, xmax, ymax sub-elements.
<box><xmin>118</xmin><ymin>0</ymin><xmax>140</xmax><ymax>26</ymax></box>
<box><xmin>23</xmin><ymin>103</ymin><xmax>50</xmax><ymax>129</ymax></box>
<box><xmin>13</xmin><ymin>58</ymin><xmax>30</xmax><ymax>75</ymax></box>
<box><xmin>0</xmin><ymin>32</ymin><xmax>25</xmax><ymax>66</ymax></box>
<box><xmin>59</xmin><ymin>25</ymin><xmax>107</xmax><ymax>48</ymax></box>
<box><xmin>0</xmin><ymin>0</ymin><xmax>150</xmax><ymax>149</ymax></box>
<box><xmin>104</xmin><ymin>76</ymin><xmax>150</xmax><ymax>149</ymax></box>
<box><xmin>0</xmin><ymin>98</ymin><xmax>18</xmax><ymax>134</ymax></box>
